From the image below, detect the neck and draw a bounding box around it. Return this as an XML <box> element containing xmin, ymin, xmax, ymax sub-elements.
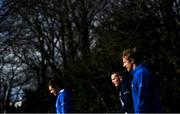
<box><xmin>133</xmin><ymin>63</ymin><xmax>137</xmax><ymax>70</ymax></box>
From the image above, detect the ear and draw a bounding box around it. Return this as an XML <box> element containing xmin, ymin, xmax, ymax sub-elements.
<box><xmin>130</xmin><ymin>58</ymin><xmax>135</xmax><ymax>64</ymax></box>
<box><xmin>119</xmin><ymin>76</ymin><xmax>123</xmax><ymax>81</ymax></box>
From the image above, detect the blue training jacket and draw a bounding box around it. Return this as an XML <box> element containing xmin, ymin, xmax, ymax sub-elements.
<box><xmin>130</xmin><ymin>64</ymin><xmax>162</xmax><ymax>113</ymax></box>
<box><xmin>56</xmin><ymin>89</ymin><xmax>72</xmax><ymax>114</ymax></box>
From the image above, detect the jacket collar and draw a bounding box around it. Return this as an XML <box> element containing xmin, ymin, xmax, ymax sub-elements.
<box><xmin>130</xmin><ymin>64</ymin><xmax>143</xmax><ymax>75</ymax></box>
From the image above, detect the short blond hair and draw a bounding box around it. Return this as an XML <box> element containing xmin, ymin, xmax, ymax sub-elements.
<box><xmin>122</xmin><ymin>47</ymin><xmax>141</xmax><ymax>63</ymax></box>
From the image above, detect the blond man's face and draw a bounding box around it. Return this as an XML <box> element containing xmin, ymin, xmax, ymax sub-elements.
<box><xmin>122</xmin><ymin>56</ymin><xmax>133</xmax><ymax>72</ymax></box>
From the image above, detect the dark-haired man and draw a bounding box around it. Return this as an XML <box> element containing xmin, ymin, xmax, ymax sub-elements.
<box><xmin>111</xmin><ymin>71</ymin><xmax>133</xmax><ymax>113</ymax></box>
<box><xmin>48</xmin><ymin>78</ymin><xmax>72</xmax><ymax>114</ymax></box>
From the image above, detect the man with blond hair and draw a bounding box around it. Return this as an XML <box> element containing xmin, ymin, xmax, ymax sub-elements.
<box><xmin>122</xmin><ymin>47</ymin><xmax>162</xmax><ymax>113</ymax></box>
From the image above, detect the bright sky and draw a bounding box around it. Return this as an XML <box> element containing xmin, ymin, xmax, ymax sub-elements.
<box><xmin>0</xmin><ymin>0</ymin><xmax>2</xmax><ymax>7</ymax></box>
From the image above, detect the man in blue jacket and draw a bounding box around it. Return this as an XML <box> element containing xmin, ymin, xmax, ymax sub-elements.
<box><xmin>48</xmin><ymin>78</ymin><xmax>72</xmax><ymax>114</ymax></box>
<box><xmin>122</xmin><ymin>47</ymin><xmax>162</xmax><ymax>113</ymax></box>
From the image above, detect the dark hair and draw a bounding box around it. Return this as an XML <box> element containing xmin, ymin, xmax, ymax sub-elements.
<box><xmin>111</xmin><ymin>70</ymin><xmax>130</xmax><ymax>81</ymax></box>
<box><xmin>111</xmin><ymin>71</ymin><xmax>121</xmax><ymax>77</ymax></box>
<box><xmin>48</xmin><ymin>78</ymin><xmax>64</xmax><ymax>89</ymax></box>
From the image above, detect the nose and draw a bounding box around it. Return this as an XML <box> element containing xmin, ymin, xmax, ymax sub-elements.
<box><xmin>123</xmin><ymin>63</ymin><xmax>126</xmax><ymax>67</ymax></box>
<box><xmin>112</xmin><ymin>80</ymin><xmax>115</xmax><ymax>84</ymax></box>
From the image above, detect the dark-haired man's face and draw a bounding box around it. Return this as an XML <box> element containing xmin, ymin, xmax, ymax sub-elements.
<box><xmin>49</xmin><ymin>85</ymin><xmax>58</xmax><ymax>96</ymax></box>
<box><xmin>111</xmin><ymin>73</ymin><xmax>122</xmax><ymax>87</ymax></box>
